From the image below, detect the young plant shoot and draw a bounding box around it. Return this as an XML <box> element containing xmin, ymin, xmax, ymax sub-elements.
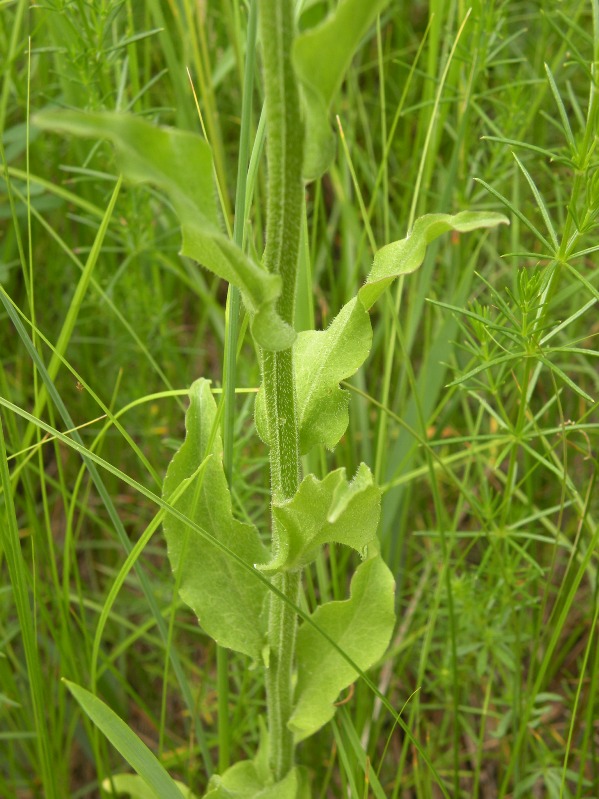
<box><xmin>35</xmin><ymin>1</ymin><xmax>507</xmax><ymax>796</ymax></box>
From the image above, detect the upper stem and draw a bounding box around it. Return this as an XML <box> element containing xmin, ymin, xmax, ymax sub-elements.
<box><xmin>259</xmin><ymin>0</ymin><xmax>304</xmax><ymax>505</ymax></box>
<box><xmin>259</xmin><ymin>0</ymin><xmax>304</xmax><ymax>330</ymax></box>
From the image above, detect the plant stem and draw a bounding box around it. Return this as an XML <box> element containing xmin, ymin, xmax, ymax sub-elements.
<box><xmin>258</xmin><ymin>0</ymin><xmax>304</xmax><ymax>779</ymax></box>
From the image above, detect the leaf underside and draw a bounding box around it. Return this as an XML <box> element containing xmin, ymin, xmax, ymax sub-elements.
<box><xmin>260</xmin><ymin>463</ymin><xmax>380</xmax><ymax>574</ymax></box>
<box><xmin>293</xmin><ymin>0</ymin><xmax>392</xmax><ymax>180</ymax></box>
<box><xmin>33</xmin><ymin>110</ymin><xmax>294</xmax><ymax>351</ymax></box>
<box><xmin>162</xmin><ymin>379</ymin><xmax>269</xmax><ymax>661</ymax></box>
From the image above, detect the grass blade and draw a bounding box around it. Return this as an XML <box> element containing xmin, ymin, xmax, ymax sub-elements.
<box><xmin>64</xmin><ymin>681</ymin><xmax>186</xmax><ymax>799</ymax></box>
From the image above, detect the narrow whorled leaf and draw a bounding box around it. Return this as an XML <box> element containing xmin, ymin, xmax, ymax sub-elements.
<box><xmin>64</xmin><ymin>681</ymin><xmax>186</xmax><ymax>799</ymax></box>
<box><xmin>33</xmin><ymin>110</ymin><xmax>294</xmax><ymax>351</ymax></box>
<box><xmin>359</xmin><ymin>211</ymin><xmax>509</xmax><ymax>309</ymax></box>
<box><xmin>259</xmin><ymin>463</ymin><xmax>380</xmax><ymax>574</ymax></box>
<box><xmin>281</xmin><ymin>211</ymin><xmax>509</xmax><ymax>454</ymax></box>
<box><xmin>163</xmin><ymin>379</ymin><xmax>269</xmax><ymax>661</ymax></box>
<box><xmin>103</xmin><ymin>774</ymin><xmax>198</xmax><ymax>799</ymax></box>
<box><xmin>293</xmin><ymin>0</ymin><xmax>391</xmax><ymax>180</ymax></box>
<box><xmin>203</xmin><ymin>762</ymin><xmax>308</xmax><ymax>798</ymax></box>
<box><xmin>289</xmin><ymin>555</ymin><xmax>395</xmax><ymax>742</ymax></box>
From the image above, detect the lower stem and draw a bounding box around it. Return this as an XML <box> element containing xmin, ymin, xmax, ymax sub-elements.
<box><xmin>262</xmin><ymin>347</ymin><xmax>301</xmax><ymax>778</ymax></box>
<box><xmin>267</xmin><ymin>570</ymin><xmax>301</xmax><ymax>780</ymax></box>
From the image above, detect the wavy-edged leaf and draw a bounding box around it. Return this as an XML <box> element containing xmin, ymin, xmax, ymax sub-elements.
<box><xmin>163</xmin><ymin>379</ymin><xmax>269</xmax><ymax>661</ymax></box>
<box><xmin>289</xmin><ymin>555</ymin><xmax>395</xmax><ymax>742</ymax></box>
<box><xmin>259</xmin><ymin>463</ymin><xmax>380</xmax><ymax>574</ymax></box>
<box><xmin>275</xmin><ymin>211</ymin><xmax>508</xmax><ymax>453</ymax></box>
<box><xmin>103</xmin><ymin>774</ymin><xmax>198</xmax><ymax>799</ymax></box>
<box><xmin>359</xmin><ymin>211</ymin><xmax>509</xmax><ymax>309</ymax></box>
<box><xmin>64</xmin><ymin>681</ymin><xmax>186</xmax><ymax>799</ymax></box>
<box><xmin>33</xmin><ymin>110</ymin><xmax>294</xmax><ymax>351</ymax></box>
<box><xmin>293</xmin><ymin>0</ymin><xmax>391</xmax><ymax>180</ymax></box>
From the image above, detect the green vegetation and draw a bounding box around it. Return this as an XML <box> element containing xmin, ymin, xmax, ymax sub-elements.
<box><xmin>1</xmin><ymin>1</ymin><xmax>598</xmax><ymax>797</ymax></box>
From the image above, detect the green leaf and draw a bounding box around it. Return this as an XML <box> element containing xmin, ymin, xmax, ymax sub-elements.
<box><xmin>33</xmin><ymin>110</ymin><xmax>294</xmax><ymax>351</ymax></box>
<box><xmin>294</xmin><ymin>297</ymin><xmax>372</xmax><ymax>453</ymax></box>
<box><xmin>103</xmin><ymin>774</ymin><xmax>198</xmax><ymax>799</ymax></box>
<box><xmin>359</xmin><ymin>211</ymin><xmax>510</xmax><ymax>309</ymax></box>
<box><xmin>163</xmin><ymin>379</ymin><xmax>269</xmax><ymax>661</ymax></box>
<box><xmin>293</xmin><ymin>0</ymin><xmax>391</xmax><ymax>180</ymax></box>
<box><xmin>63</xmin><ymin>681</ymin><xmax>186</xmax><ymax>799</ymax></box>
<box><xmin>255</xmin><ymin>296</ymin><xmax>371</xmax><ymax>454</ymax></box>
<box><xmin>289</xmin><ymin>555</ymin><xmax>395</xmax><ymax>741</ymax></box>
<box><xmin>259</xmin><ymin>463</ymin><xmax>380</xmax><ymax>574</ymax></box>
<box><xmin>203</xmin><ymin>720</ymin><xmax>311</xmax><ymax>798</ymax></box>
<box><xmin>273</xmin><ymin>210</ymin><xmax>508</xmax><ymax>453</ymax></box>
<box><xmin>204</xmin><ymin>762</ymin><xmax>309</xmax><ymax>798</ymax></box>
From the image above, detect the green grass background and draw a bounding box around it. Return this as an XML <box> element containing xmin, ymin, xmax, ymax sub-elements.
<box><xmin>1</xmin><ymin>0</ymin><xmax>599</xmax><ymax>797</ymax></box>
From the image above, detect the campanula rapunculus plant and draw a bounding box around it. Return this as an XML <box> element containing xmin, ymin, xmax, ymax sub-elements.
<box><xmin>36</xmin><ymin>0</ymin><xmax>507</xmax><ymax>796</ymax></box>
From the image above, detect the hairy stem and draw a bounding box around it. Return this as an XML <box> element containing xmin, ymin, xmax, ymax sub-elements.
<box><xmin>258</xmin><ymin>0</ymin><xmax>304</xmax><ymax>780</ymax></box>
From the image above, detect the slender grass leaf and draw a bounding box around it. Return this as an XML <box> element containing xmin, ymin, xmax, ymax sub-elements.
<box><xmin>331</xmin><ymin>720</ymin><xmax>362</xmax><ymax>799</ymax></box>
<box><xmin>163</xmin><ymin>379</ymin><xmax>269</xmax><ymax>661</ymax></box>
<box><xmin>20</xmin><ymin>175</ymin><xmax>122</xmax><ymax>457</ymax></box>
<box><xmin>64</xmin><ymin>681</ymin><xmax>185</xmax><ymax>799</ymax></box>
<box><xmin>293</xmin><ymin>0</ymin><xmax>391</xmax><ymax>180</ymax></box>
<box><xmin>33</xmin><ymin>110</ymin><xmax>294</xmax><ymax>350</ymax></box>
<box><xmin>259</xmin><ymin>463</ymin><xmax>380</xmax><ymax>574</ymax></box>
<box><xmin>338</xmin><ymin>710</ymin><xmax>389</xmax><ymax>799</ymax></box>
<box><xmin>290</xmin><ymin>555</ymin><xmax>395</xmax><ymax>742</ymax></box>
<box><xmin>0</xmin><ymin>419</ymin><xmax>57</xmax><ymax>798</ymax></box>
